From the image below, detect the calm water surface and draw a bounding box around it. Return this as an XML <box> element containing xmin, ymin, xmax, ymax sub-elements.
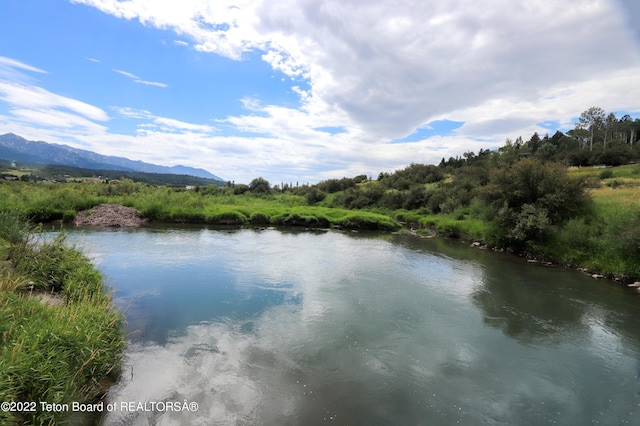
<box><xmin>63</xmin><ymin>227</ymin><xmax>640</xmax><ymax>425</ymax></box>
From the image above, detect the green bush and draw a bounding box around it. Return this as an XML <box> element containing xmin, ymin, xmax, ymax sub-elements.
<box><xmin>305</xmin><ymin>187</ymin><xmax>327</xmax><ymax>205</ymax></box>
<box><xmin>599</xmin><ymin>169</ymin><xmax>614</xmax><ymax>179</ymax></box>
<box><xmin>482</xmin><ymin>158</ymin><xmax>591</xmax><ymax>247</ymax></box>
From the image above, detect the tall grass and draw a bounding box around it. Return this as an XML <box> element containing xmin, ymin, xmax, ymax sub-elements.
<box><xmin>533</xmin><ymin>182</ymin><xmax>640</xmax><ymax>279</ymax></box>
<box><xmin>0</xmin><ymin>212</ymin><xmax>126</xmax><ymax>425</ymax></box>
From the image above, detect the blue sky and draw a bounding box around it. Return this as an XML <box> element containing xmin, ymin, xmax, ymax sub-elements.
<box><xmin>1</xmin><ymin>0</ymin><xmax>640</xmax><ymax>183</ymax></box>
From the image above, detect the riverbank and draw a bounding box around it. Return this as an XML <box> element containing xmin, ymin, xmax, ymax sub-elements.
<box><xmin>0</xmin><ymin>175</ymin><xmax>638</xmax><ymax>283</ymax></box>
<box><xmin>0</xmin><ymin>212</ymin><xmax>126</xmax><ymax>425</ymax></box>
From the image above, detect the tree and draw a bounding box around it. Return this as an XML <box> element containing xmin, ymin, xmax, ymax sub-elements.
<box><xmin>602</xmin><ymin>112</ymin><xmax>617</xmax><ymax>150</ymax></box>
<box><xmin>249</xmin><ymin>177</ymin><xmax>271</xmax><ymax>194</ymax></box>
<box><xmin>577</xmin><ymin>107</ymin><xmax>606</xmax><ymax>151</ymax></box>
<box><xmin>527</xmin><ymin>132</ymin><xmax>541</xmax><ymax>153</ymax></box>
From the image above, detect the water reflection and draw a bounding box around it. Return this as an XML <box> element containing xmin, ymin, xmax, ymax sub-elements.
<box><xmin>60</xmin><ymin>227</ymin><xmax>640</xmax><ymax>425</ymax></box>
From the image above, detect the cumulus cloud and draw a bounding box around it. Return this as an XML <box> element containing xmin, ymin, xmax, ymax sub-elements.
<box><xmin>72</xmin><ymin>0</ymin><xmax>640</xmax><ymax>140</ymax></box>
<box><xmin>2</xmin><ymin>1</ymin><xmax>640</xmax><ymax>182</ymax></box>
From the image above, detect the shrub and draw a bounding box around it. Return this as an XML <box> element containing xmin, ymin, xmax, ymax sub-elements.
<box><xmin>249</xmin><ymin>177</ymin><xmax>271</xmax><ymax>194</ymax></box>
<box><xmin>305</xmin><ymin>188</ymin><xmax>327</xmax><ymax>205</ymax></box>
<box><xmin>481</xmin><ymin>158</ymin><xmax>591</xmax><ymax>247</ymax></box>
<box><xmin>599</xmin><ymin>169</ymin><xmax>614</xmax><ymax>179</ymax></box>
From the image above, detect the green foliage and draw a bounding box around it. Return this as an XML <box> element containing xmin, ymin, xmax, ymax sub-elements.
<box><xmin>0</xmin><ymin>210</ymin><xmax>32</xmax><ymax>245</ymax></box>
<box><xmin>335</xmin><ymin>212</ymin><xmax>400</xmax><ymax>230</ymax></box>
<box><xmin>206</xmin><ymin>210</ymin><xmax>248</xmax><ymax>225</ymax></box>
<box><xmin>271</xmin><ymin>212</ymin><xmax>330</xmax><ymax>227</ymax></box>
<box><xmin>249</xmin><ymin>177</ymin><xmax>271</xmax><ymax>194</ymax></box>
<box><xmin>249</xmin><ymin>212</ymin><xmax>271</xmax><ymax>225</ymax></box>
<box><xmin>0</xmin><ymin>217</ymin><xmax>125</xmax><ymax>425</ymax></box>
<box><xmin>305</xmin><ymin>187</ymin><xmax>327</xmax><ymax>205</ymax></box>
<box><xmin>481</xmin><ymin>158</ymin><xmax>591</xmax><ymax>247</ymax></box>
<box><xmin>599</xmin><ymin>168</ymin><xmax>614</xmax><ymax>179</ymax></box>
<box><xmin>316</xmin><ymin>177</ymin><xmax>357</xmax><ymax>193</ymax></box>
<box><xmin>233</xmin><ymin>184</ymin><xmax>250</xmax><ymax>195</ymax></box>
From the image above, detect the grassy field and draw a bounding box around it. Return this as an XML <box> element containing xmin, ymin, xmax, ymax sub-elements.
<box><xmin>535</xmin><ymin>165</ymin><xmax>640</xmax><ymax>280</ymax></box>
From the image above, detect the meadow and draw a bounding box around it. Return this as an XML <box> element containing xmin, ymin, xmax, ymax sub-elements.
<box><xmin>542</xmin><ymin>165</ymin><xmax>640</xmax><ymax>279</ymax></box>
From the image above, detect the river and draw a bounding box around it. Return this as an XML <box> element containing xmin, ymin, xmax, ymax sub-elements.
<box><xmin>61</xmin><ymin>226</ymin><xmax>640</xmax><ymax>425</ymax></box>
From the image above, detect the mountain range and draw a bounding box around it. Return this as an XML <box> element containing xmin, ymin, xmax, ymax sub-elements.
<box><xmin>0</xmin><ymin>133</ymin><xmax>223</xmax><ymax>181</ymax></box>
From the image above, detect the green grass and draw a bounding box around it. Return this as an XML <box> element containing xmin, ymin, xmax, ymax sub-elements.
<box><xmin>0</xmin><ymin>181</ymin><xmax>400</xmax><ymax>230</ymax></box>
<box><xmin>513</xmin><ymin>165</ymin><xmax>640</xmax><ymax>279</ymax></box>
<box><xmin>0</xmin><ymin>213</ymin><xmax>126</xmax><ymax>425</ymax></box>
<box><xmin>567</xmin><ymin>163</ymin><xmax>640</xmax><ymax>180</ymax></box>
<box><xmin>2</xmin><ymin>172</ymin><xmax>639</xmax><ymax>280</ymax></box>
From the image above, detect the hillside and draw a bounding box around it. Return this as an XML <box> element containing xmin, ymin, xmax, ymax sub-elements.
<box><xmin>0</xmin><ymin>133</ymin><xmax>223</xmax><ymax>181</ymax></box>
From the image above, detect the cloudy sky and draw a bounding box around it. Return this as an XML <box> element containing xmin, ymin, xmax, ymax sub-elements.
<box><xmin>1</xmin><ymin>0</ymin><xmax>639</xmax><ymax>183</ymax></box>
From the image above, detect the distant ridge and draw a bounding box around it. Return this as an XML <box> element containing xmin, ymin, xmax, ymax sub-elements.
<box><xmin>0</xmin><ymin>133</ymin><xmax>223</xmax><ymax>181</ymax></box>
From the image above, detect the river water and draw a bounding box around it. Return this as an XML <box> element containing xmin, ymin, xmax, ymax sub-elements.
<box><xmin>62</xmin><ymin>226</ymin><xmax>640</xmax><ymax>425</ymax></box>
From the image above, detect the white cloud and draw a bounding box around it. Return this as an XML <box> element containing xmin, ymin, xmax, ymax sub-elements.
<box><xmin>113</xmin><ymin>68</ymin><xmax>168</xmax><ymax>88</ymax></box>
<box><xmin>113</xmin><ymin>68</ymin><xmax>139</xmax><ymax>79</ymax></box>
<box><xmin>0</xmin><ymin>82</ymin><xmax>109</xmax><ymax>122</ymax></box>
<box><xmin>114</xmin><ymin>107</ymin><xmax>218</xmax><ymax>134</ymax></box>
<box><xmin>3</xmin><ymin>1</ymin><xmax>640</xmax><ymax>183</ymax></box>
<box><xmin>135</xmin><ymin>79</ymin><xmax>169</xmax><ymax>88</ymax></box>
<box><xmin>0</xmin><ymin>56</ymin><xmax>48</xmax><ymax>75</ymax></box>
<box><xmin>72</xmin><ymin>0</ymin><xmax>640</xmax><ymax>141</ymax></box>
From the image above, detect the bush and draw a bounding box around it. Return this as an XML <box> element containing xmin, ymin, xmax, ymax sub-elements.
<box><xmin>249</xmin><ymin>177</ymin><xmax>271</xmax><ymax>194</ymax></box>
<box><xmin>599</xmin><ymin>169</ymin><xmax>614</xmax><ymax>179</ymax></box>
<box><xmin>482</xmin><ymin>158</ymin><xmax>591</xmax><ymax>247</ymax></box>
<box><xmin>305</xmin><ymin>188</ymin><xmax>326</xmax><ymax>205</ymax></box>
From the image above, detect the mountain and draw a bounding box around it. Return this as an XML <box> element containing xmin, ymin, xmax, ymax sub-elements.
<box><xmin>0</xmin><ymin>133</ymin><xmax>224</xmax><ymax>181</ymax></box>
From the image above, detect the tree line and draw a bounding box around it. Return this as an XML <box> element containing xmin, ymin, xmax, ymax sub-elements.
<box><xmin>236</xmin><ymin>107</ymin><xmax>639</xmax><ymax>252</ymax></box>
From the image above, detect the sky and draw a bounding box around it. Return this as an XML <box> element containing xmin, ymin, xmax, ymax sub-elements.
<box><xmin>1</xmin><ymin>0</ymin><xmax>640</xmax><ymax>184</ymax></box>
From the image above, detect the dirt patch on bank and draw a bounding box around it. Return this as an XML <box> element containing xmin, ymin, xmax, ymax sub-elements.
<box><xmin>75</xmin><ymin>204</ymin><xmax>147</xmax><ymax>227</ymax></box>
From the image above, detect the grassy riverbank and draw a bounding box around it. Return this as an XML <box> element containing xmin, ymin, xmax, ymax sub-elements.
<box><xmin>0</xmin><ymin>212</ymin><xmax>126</xmax><ymax>425</ymax></box>
<box><xmin>1</xmin><ymin>163</ymin><xmax>639</xmax><ymax>281</ymax></box>
<box><xmin>388</xmin><ymin>166</ymin><xmax>640</xmax><ymax>281</ymax></box>
<box><xmin>0</xmin><ymin>179</ymin><xmax>400</xmax><ymax>230</ymax></box>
